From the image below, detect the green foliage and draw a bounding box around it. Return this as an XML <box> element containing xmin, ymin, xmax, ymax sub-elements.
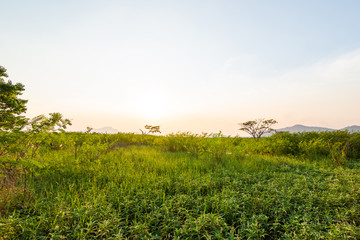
<box><xmin>29</xmin><ymin>112</ymin><xmax>71</xmax><ymax>133</ymax></box>
<box><xmin>343</xmin><ymin>134</ymin><xmax>360</xmax><ymax>160</ymax></box>
<box><xmin>0</xmin><ymin>66</ymin><xmax>28</xmax><ymax>132</ymax></box>
<box><xmin>0</xmin><ymin>66</ymin><xmax>72</xmax><ymax>214</ymax></box>
<box><xmin>159</xmin><ymin>132</ymin><xmax>206</xmax><ymax>156</ymax></box>
<box><xmin>157</xmin><ymin>132</ymin><xmax>236</xmax><ymax>161</ymax></box>
<box><xmin>236</xmin><ymin>131</ymin><xmax>359</xmax><ymax>163</ymax></box>
<box><xmin>299</xmin><ymin>138</ymin><xmax>329</xmax><ymax>158</ymax></box>
<box><xmin>330</xmin><ymin>142</ymin><xmax>347</xmax><ymax>166</ymax></box>
<box><xmin>72</xmin><ymin>133</ymin><xmax>110</xmax><ymax>162</ymax></box>
<box><xmin>0</xmin><ymin>137</ymin><xmax>359</xmax><ymax>239</ymax></box>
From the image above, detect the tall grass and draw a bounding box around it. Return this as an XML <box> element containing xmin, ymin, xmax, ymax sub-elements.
<box><xmin>1</xmin><ymin>132</ymin><xmax>360</xmax><ymax>239</ymax></box>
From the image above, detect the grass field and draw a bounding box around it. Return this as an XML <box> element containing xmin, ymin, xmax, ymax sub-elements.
<box><xmin>1</xmin><ymin>132</ymin><xmax>360</xmax><ymax>239</ymax></box>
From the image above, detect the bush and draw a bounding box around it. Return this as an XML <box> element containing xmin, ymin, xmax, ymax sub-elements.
<box><xmin>299</xmin><ymin>138</ymin><xmax>330</xmax><ymax>158</ymax></box>
<box><xmin>269</xmin><ymin>133</ymin><xmax>301</xmax><ymax>155</ymax></box>
<box><xmin>343</xmin><ymin>134</ymin><xmax>360</xmax><ymax>160</ymax></box>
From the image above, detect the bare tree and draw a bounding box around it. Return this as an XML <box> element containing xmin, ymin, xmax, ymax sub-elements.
<box><xmin>239</xmin><ymin>119</ymin><xmax>277</xmax><ymax>138</ymax></box>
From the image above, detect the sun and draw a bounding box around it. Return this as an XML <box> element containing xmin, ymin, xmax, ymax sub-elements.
<box><xmin>138</xmin><ymin>103</ymin><xmax>168</xmax><ymax>120</ymax></box>
<box><xmin>134</xmin><ymin>93</ymin><xmax>172</xmax><ymax>121</ymax></box>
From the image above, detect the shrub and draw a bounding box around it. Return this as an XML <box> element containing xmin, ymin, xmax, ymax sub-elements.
<box><xmin>343</xmin><ymin>134</ymin><xmax>360</xmax><ymax>160</ymax></box>
<box><xmin>331</xmin><ymin>142</ymin><xmax>347</xmax><ymax>165</ymax></box>
<box><xmin>299</xmin><ymin>138</ymin><xmax>330</xmax><ymax>158</ymax></box>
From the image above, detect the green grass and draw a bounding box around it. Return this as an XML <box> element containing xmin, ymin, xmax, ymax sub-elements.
<box><xmin>1</xmin><ymin>133</ymin><xmax>360</xmax><ymax>239</ymax></box>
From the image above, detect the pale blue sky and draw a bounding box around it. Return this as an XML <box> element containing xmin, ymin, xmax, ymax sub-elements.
<box><xmin>2</xmin><ymin>0</ymin><xmax>360</xmax><ymax>135</ymax></box>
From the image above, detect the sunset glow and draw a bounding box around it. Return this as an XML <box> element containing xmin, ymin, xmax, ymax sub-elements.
<box><xmin>2</xmin><ymin>1</ymin><xmax>360</xmax><ymax>135</ymax></box>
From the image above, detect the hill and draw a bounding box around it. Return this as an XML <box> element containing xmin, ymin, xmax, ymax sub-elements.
<box><xmin>341</xmin><ymin>125</ymin><xmax>360</xmax><ymax>132</ymax></box>
<box><xmin>277</xmin><ymin>124</ymin><xmax>360</xmax><ymax>133</ymax></box>
<box><xmin>92</xmin><ymin>127</ymin><xmax>119</xmax><ymax>134</ymax></box>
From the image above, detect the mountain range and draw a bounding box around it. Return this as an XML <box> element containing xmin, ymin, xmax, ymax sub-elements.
<box><xmin>276</xmin><ymin>124</ymin><xmax>360</xmax><ymax>133</ymax></box>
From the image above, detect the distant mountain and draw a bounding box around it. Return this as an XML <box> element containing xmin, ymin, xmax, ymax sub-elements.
<box><xmin>276</xmin><ymin>124</ymin><xmax>335</xmax><ymax>133</ymax></box>
<box><xmin>341</xmin><ymin>125</ymin><xmax>360</xmax><ymax>132</ymax></box>
<box><xmin>92</xmin><ymin>127</ymin><xmax>119</xmax><ymax>134</ymax></box>
<box><xmin>276</xmin><ymin>124</ymin><xmax>360</xmax><ymax>133</ymax></box>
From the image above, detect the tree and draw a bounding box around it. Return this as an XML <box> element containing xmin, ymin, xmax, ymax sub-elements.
<box><xmin>238</xmin><ymin>119</ymin><xmax>277</xmax><ymax>138</ymax></box>
<box><xmin>0</xmin><ymin>66</ymin><xmax>72</xmax><ymax>204</ymax></box>
<box><xmin>29</xmin><ymin>112</ymin><xmax>72</xmax><ymax>133</ymax></box>
<box><xmin>0</xmin><ymin>66</ymin><xmax>28</xmax><ymax>132</ymax></box>
<box><xmin>140</xmin><ymin>125</ymin><xmax>161</xmax><ymax>135</ymax></box>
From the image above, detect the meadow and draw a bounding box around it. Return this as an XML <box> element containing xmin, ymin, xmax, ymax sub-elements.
<box><xmin>1</xmin><ymin>131</ymin><xmax>360</xmax><ymax>239</ymax></box>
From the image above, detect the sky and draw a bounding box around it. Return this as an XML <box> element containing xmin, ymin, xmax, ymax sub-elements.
<box><xmin>2</xmin><ymin>0</ymin><xmax>360</xmax><ymax>135</ymax></box>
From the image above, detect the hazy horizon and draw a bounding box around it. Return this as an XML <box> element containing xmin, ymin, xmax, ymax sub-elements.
<box><xmin>2</xmin><ymin>0</ymin><xmax>360</xmax><ymax>135</ymax></box>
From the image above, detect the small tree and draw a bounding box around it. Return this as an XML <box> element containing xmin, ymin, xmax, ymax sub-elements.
<box><xmin>0</xmin><ymin>66</ymin><xmax>72</xmax><ymax>209</ymax></box>
<box><xmin>239</xmin><ymin>119</ymin><xmax>277</xmax><ymax>138</ymax></box>
<box><xmin>140</xmin><ymin>125</ymin><xmax>161</xmax><ymax>135</ymax></box>
<box><xmin>29</xmin><ymin>112</ymin><xmax>71</xmax><ymax>133</ymax></box>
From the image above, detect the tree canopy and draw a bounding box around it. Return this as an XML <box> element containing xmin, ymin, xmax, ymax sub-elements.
<box><xmin>239</xmin><ymin>119</ymin><xmax>277</xmax><ymax>138</ymax></box>
<box><xmin>0</xmin><ymin>66</ymin><xmax>28</xmax><ymax>132</ymax></box>
<box><xmin>0</xmin><ymin>65</ymin><xmax>72</xmax><ymax>133</ymax></box>
<box><xmin>140</xmin><ymin>125</ymin><xmax>161</xmax><ymax>135</ymax></box>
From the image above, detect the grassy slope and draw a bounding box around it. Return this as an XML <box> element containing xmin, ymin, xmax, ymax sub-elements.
<box><xmin>1</xmin><ymin>142</ymin><xmax>360</xmax><ymax>239</ymax></box>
